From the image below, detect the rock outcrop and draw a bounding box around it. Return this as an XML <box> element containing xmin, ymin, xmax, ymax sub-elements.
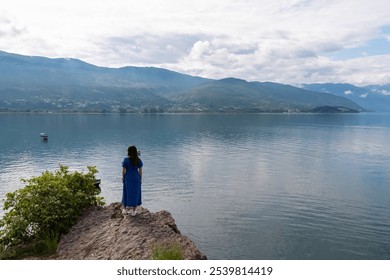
<box><xmin>53</xmin><ymin>202</ymin><xmax>206</xmax><ymax>260</ymax></box>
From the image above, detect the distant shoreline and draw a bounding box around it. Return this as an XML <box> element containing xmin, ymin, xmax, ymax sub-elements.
<box><xmin>0</xmin><ymin>108</ymin><xmax>363</xmax><ymax>115</ymax></box>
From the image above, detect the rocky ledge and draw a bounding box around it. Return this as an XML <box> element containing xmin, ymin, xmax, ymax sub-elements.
<box><xmin>53</xmin><ymin>202</ymin><xmax>206</xmax><ymax>260</ymax></box>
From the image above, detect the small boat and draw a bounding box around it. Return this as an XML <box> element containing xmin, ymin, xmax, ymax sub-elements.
<box><xmin>40</xmin><ymin>133</ymin><xmax>48</xmax><ymax>141</ymax></box>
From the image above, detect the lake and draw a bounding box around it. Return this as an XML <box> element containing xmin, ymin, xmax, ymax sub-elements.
<box><xmin>0</xmin><ymin>113</ymin><xmax>389</xmax><ymax>259</ymax></box>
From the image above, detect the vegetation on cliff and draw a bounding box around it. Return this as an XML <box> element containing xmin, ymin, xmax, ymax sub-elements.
<box><xmin>0</xmin><ymin>166</ymin><xmax>205</xmax><ymax>260</ymax></box>
<box><xmin>0</xmin><ymin>165</ymin><xmax>104</xmax><ymax>259</ymax></box>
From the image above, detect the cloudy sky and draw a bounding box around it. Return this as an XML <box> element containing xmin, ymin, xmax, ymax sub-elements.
<box><xmin>1</xmin><ymin>0</ymin><xmax>390</xmax><ymax>85</ymax></box>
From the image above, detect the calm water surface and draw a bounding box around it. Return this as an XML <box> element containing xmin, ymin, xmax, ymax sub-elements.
<box><xmin>0</xmin><ymin>113</ymin><xmax>389</xmax><ymax>259</ymax></box>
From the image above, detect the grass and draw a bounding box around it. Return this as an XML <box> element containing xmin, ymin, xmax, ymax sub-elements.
<box><xmin>0</xmin><ymin>237</ymin><xmax>58</xmax><ymax>260</ymax></box>
<box><xmin>151</xmin><ymin>242</ymin><xmax>184</xmax><ymax>260</ymax></box>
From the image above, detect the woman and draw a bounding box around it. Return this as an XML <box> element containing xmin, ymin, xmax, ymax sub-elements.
<box><xmin>122</xmin><ymin>145</ymin><xmax>143</xmax><ymax>216</ymax></box>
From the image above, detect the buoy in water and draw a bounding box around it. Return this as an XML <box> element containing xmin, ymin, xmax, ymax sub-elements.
<box><xmin>40</xmin><ymin>133</ymin><xmax>48</xmax><ymax>141</ymax></box>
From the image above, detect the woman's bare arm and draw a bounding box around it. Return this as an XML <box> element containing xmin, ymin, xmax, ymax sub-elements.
<box><xmin>122</xmin><ymin>167</ymin><xmax>126</xmax><ymax>181</ymax></box>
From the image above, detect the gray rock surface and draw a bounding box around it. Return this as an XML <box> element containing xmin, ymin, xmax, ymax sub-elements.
<box><xmin>54</xmin><ymin>202</ymin><xmax>206</xmax><ymax>260</ymax></box>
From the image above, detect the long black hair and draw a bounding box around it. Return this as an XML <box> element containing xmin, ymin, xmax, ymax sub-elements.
<box><xmin>127</xmin><ymin>145</ymin><xmax>140</xmax><ymax>166</ymax></box>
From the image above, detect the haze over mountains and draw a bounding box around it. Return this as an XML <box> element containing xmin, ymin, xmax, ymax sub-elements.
<box><xmin>301</xmin><ymin>83</ymin><xmax>390</xmax><ymax>112</ymax></box>
<box><xmin>0</xmin><ymin>50</ymin><xmax>388</xmax><ymax>113</ymax></box>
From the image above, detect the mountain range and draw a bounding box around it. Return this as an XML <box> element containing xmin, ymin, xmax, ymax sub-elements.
<box><xmin>301</xmin><ymin>83</ymin><xmax>390</xmax><ymax>112</ymax></box>
<box><xmin>1</xmin><ymin>50</ymin><xmax>388</xmax><ymax>113</ymax></box>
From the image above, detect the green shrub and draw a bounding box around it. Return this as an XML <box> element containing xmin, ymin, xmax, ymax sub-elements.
<box><xmin>152</xmin><ymin>242</ymin><xmax>184</xmax><ymax>260</ymax></box>
<box><xmin>0</xmin><ymin>165</ymin><xmax>104</xmax><ymax>258</ymax></box>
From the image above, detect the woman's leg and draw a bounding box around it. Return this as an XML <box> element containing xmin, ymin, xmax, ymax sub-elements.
<box><xmin>131</xmin><ymin>206</ymin><xmax>137</xmax><ymax>216</ymax></box>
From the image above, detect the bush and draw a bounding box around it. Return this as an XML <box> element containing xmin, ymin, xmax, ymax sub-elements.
<box><xmin>152</xmin><ymin>242</ymin><xmax>184</xmax><ymax>260</ymax></box>
<box><xmin>0</xmin><ymin>165</ymin><xmax>104</xmax><ymax>258</ymax></box>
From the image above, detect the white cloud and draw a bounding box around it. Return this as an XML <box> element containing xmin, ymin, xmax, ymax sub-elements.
<box><xmin>344</xmin><ymin>90</ymin><xmax>353</xmax><ymax>95</ymax></box>
<box><xmin>1</xmin><ymin>0</ymin><xmax>390</xmax><ymax>85</ymax></box>
<box><xmin>189</xmin><ymin>41</ymin><xmax>212</xmax><ymax>60</ymax></box>
<box><xmin>380</xmin><ymin>90</ymin><xmax>390</xmax><ymax>95</ymax></box>
<box><xmin>370</xmin><ymin>88</ymin><xmax>390</xmax><ymax>95</ymax></box>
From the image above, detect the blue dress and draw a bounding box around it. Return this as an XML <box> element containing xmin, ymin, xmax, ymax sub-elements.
<box><xmin>122</xmin><ymin>157</ymin><xmax>143</xmax><ymax>207</ymax></box>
